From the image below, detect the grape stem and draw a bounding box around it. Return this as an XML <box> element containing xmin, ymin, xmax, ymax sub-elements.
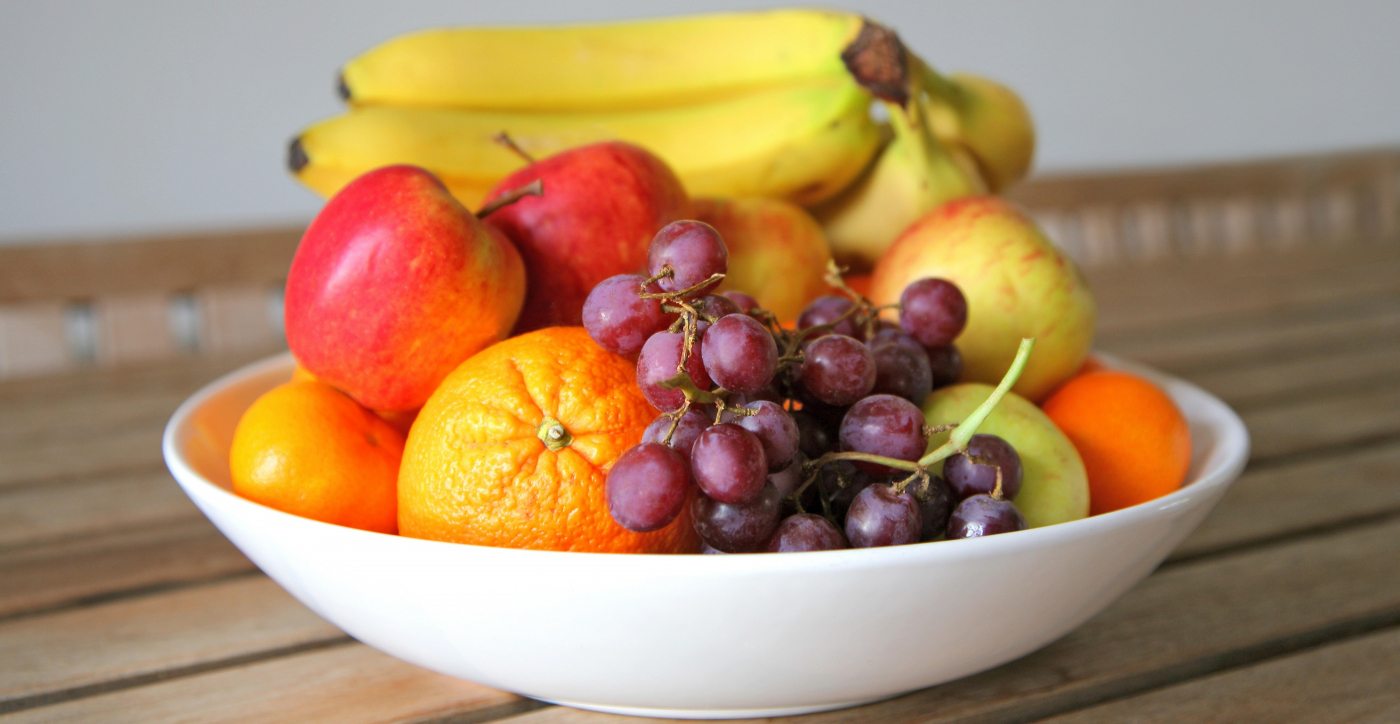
<box><xmin>798</xmin><ymin>338</ymin><xmax>1035</xmax><ymax>486</ymax></box>
<box><xmin>918</xmin><ymin>338</ymin><xmax>1034</xmax><ymax>467</ymax></box>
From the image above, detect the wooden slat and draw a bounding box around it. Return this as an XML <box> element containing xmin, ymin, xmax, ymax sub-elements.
<box><xmin>1087</xmin><ymin>243</ymin><xmax>1400</xmax><ymax>335</ymax></box>
<box><xmin>0</xmin><ymin>576</ymin><xmax>342</xmax><ymax>710</ymax></box>
<box><xmin>1240</xmin><ymin>383</ymin><xmax>1400</xmax><ymax>462</ymax></box>
<box><xmin>1045</xmin><ymin>627</ymin><xmax>1400</xmax><ymax>722</ymax></box>
<box><xmin>197</xmin><ymin>285</ymin><xmax>284</xmax><ymax>355</ymax></box>
<box><xmin>1171</xmin><ymin>440</ymin><xmax>1400</xmax><ymax>561</ymax></box>
<box><xmin>0</xmin><ymin>470</ymin><xmax>200</xmax><ymax>550</ymax></box>
<box><xmin>0</xmin><ymin>227</ymin><xmax>299</xmax><ymax>304</ymax></box>
<box><xmin>0</xmin><ymin>301</ymin><xmax>73</xmax><ymax>377</ymax></box>
<box><xmin>1181</xmin><ymin>334</ymin><xmax>1400</xmax><ymax>409</ymax></box>
<box><xmin>0</xmin><ymin>519</ymin><xmax>249</xmax><ymax>619</ymax></box>
<box><xmin>1008</xmin><ymin>147</ymin><xmax>1400</xmax><ymax>211</ymax></box>
<box><xmin>92</xmin><ymin>291</ymin><xmax>178</xmax><ymax>366</ymax></box>
<box><xmin>1103</xmin><ymin>299</ymin><xmax>1400</xmax><ymax>375</ymax></box>
<box><xmin>0</xmin><ymin>350</ymin><xmax>277</xmax><ymax>489</ymax></box>
<box><xmin>0</xmin><ymin>424</ymin><xmax>166</xmax><ymax>490</ymax></box>
<box><xmin>5</xmin><ymin>643</ymin><xmax>526</xmax><ymax>724</ymax></box>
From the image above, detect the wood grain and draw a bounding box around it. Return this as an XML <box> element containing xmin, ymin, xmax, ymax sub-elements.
<box><xmin>0</xmin><ymin>576</ymin><xmax>341</xmax><ymax>710</ymax></box>
<box><xmin>0</xmin><ymin>519</ymin><xmax>249</xmax><ymax>619</ymax></box>
<box><xmin>0</xmin><ymin>469</ymin><xmax>201</xmax><ymax>549</ymax></box>
<box><xmin>5</xmin><ymin>643</ymin><xmax>526</xmax><ymax>724</ymax></box>
<box><xmin>0</xmin><ymin>227</ymin><xmax>298</xmax><ymax>304</ymax></box>
<box><xmin>1045</xmin><ymin>627</ymin><xmax>1400</xmax><ymax>723</ymax></box>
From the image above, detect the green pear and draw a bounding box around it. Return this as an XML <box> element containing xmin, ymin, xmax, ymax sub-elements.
<box><xmin>924</xmin><ymin>383</ymin><xmax>1089</xmax><ymax>528</ymax></box>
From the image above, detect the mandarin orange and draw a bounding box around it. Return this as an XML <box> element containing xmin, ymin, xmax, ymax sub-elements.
<box><xmin>230</xmin><ymin>379</ymin><xmax>403</xmax><ymax>533</ymax></box>
<box><xmin>398</xmin><ymin>327</ymin><xmax>700</xmax><ymax>553</ymax></box>
<box><xmin>1041</xmin><ymin>370</ymin><xmax>1191</xmax><ymax>515</ymax></box>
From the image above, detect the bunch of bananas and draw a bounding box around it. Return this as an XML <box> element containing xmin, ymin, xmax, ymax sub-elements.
<box><xmin>290</xmin><ymin>9</ymin><xmax>1035</xmax><ymax>269</ymax></box>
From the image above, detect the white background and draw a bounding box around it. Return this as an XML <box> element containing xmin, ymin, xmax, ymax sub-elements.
<box><xmin>2</xmin><ymin>0</ymin><xmax>1397</xmax><ymax>243</ymax></box>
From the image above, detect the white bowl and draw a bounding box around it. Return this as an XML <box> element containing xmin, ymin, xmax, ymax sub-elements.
<box><xmin>163</xmin><ymin>352</ymin><xmax>1248</xmax><ymax>719</ymax></box>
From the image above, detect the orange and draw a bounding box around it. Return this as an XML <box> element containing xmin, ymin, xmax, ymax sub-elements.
<box><xmin>398</xmin><ymin>328</ymin><xmax>698</xmax><ymax>552</ymax></box>
<box><xmin>1041</xmin><ymin>370</ymin><xmax>1192</xmax><ymax>515</ymax></box>
<box><xmin>291</xmin><ymin>364</ymin><xmax>416</xmax><ymax>436</ymax></box>
<box><xmin>230</xmin><ymin>379</ymin><xmax>403</xmax><ymax>533</ymax></box>
<box><xmin>399</xmin><ymin>327</ymin><xmax>700</xmax><ymax>553</ymax></box>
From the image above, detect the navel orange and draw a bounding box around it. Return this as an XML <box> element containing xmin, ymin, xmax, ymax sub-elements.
<box><xmin>398</xmin><ymin>327</ymin><xmax>699</xmax><ymax>553</ymax></box>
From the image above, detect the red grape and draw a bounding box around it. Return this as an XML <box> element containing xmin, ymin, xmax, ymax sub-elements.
<box><xmin>944</xmin><ymin>434</ymin><xmax>1023</xmax><ymax>500</ymax></box>
<box><xmin>926</xmin><ymin>344</ymin><xmax>963</xmax><ymax>389</ymax></box>
<box><xmin>797</xmin><ymin>295</ymin><xmax>859</xmax><ymax>338</ymax></box>
<box><xmin>581</xmin><ymin>274</ymin><xmax>668</xmax><ymax>357</ymax></box>
<box><xmin>692</xmin><ymin>484</ymin><xmax>783</xmax><ymax>552</ymax></box>
<box><xmin>766</xmin><ymin>513</ymin><xmax>847</xmax><ymax>552</ymax></box>
<box><xmin>912</xmin><ymin>474</ymin><xmax>954</xmax><ymax>541</ymax></box>
<box><xmin>793</xmin><ymin>409</ymin><xmax>835</xmax><ymax>460</ymax></box>
<box><xmin>839</xmin><ymin>394</ymin><xmax>928</xmax><ymax>468</ymax></box>
<box><xmin>729</xmin><ymin>399</ymin><xmax>799</xmax><ymax>470</ymax></box>
<box><xmin>606</xmin><ymin>443</ymin><xmax>691</xmax><ymax>532</ymax></box>
<box><xmin>691</xmin><ymin>423</ymin><xmax>768</xmax><ymax>504</ymax></box>
<box><xmin>844</xmin><ymin>483</ymin><xmax>922</xmax><ymax>547</ymax></box>
<box><xmin>947</xmin><ymin>494</ymin><xmax>1026</xmax><ymax>538</ymax></box>
<box><xmin>767</xmin><ymin>455</ymin><xmax>804</xmax><ymax>497</ymax></box>
<box><xmin>799</xmin><ymin>334</ymin><xmax>875</xmax><ymax>406</ymax></box>
<box><xmin>697</xmin><ymin>293</ymin><xmax>741</xmax><ymax>319</ymax></box>
<box><xmin>899</xmin><ymin>278</ymin><xmax>967</xmax><ymax>347</ymax></box>
<box><xmin>648</xmin><ymin>220</ymin><xmax>727</xmax><ymax>294</ymax></box>
<box><xmin>869</xmin><ymin>333</ymin><xmax>935</xmax><ymax>404</ymax></box>
<box><xmin>636</xmin><ymin>331</ymin><xmax>712</xmax><ymax>411</ymax></box>
<box><xmin>641</xmin><ymin>407</ymin><xmax>711</xmax><ymax>458</ymax></box>
<box><xmin>720</xmin><ymin>290</ymin><xmax>760</xmax><ymax>315</ymax></box>
<box><xmin>700</xmin><ymin>314</ymin><xmax>778</xmax><ymax>394</ymax></box>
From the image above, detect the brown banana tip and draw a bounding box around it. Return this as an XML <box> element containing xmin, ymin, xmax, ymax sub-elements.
<box><xmin>336</xmin><ymin>72</ymin><xmax>351</xmax><ymax>102</ymax></box>
<box><xmin>287</xmin><ymin>137</ymin><xmax>309</xmax><ymax>173</ymax></box>
<box><xmin>840</xmin><ymin>18</ymin><xmax>911</xmax><ymax>107</ymax></box>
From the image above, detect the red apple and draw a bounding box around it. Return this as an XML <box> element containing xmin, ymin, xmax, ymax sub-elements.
<box><xmin>480</xmin><ymin>142</ymin><xmax>689</xmax><ymax>332</ymax></box>
<box><xmin>285</xmin><ymin>165</ymin><xmax>526</xmax><ymax>412</ymax></box>
<box><xmin>691</xmin><ymin>196</ymin><xmax>833</xmax><ymax>323</ymax></box>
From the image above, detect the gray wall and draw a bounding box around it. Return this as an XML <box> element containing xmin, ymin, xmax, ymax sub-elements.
<box><xmin>2</xmin><ymin>0</ymin><xmax>1397</xmax><ymax>242</ymax></box>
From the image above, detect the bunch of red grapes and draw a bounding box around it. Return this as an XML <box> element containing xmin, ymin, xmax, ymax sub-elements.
<box><xmin>582</xmin><ymin>220</ymin><xmax>1028</xmax><ymax>553</ymax></box>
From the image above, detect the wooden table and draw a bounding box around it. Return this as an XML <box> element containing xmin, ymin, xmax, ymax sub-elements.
<box><xmin>3</xmin><ymin>241</ymin><xmax>1398</xmax><ymax>722</ymax></box>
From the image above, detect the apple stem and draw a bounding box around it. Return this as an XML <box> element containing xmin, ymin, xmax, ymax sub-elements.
<box><xmin>918</xmin><ymin>337</ymin><xmax>1035</xmax><ymax>467</ymax></box>
<box><xmin>476</xmin><ymin>179</ymin><xmax>543</xmax><ymax>218</ymax></box>
<box><xmin>492</xmin><ymin>132</ymin><xmax>536</xmax><ymax>164</ymax></box>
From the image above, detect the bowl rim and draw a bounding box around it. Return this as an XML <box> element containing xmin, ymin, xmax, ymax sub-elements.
<box><xmin>163</xmin><ymin>351</ymin><xmax>1250</xmax><ymax>570</ymax></box>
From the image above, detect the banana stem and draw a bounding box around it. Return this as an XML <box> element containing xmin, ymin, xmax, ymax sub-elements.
<box><xmin>912</xmin><ymin>57</ymin><xmax>964</xmax><ymax>110</ymax></box>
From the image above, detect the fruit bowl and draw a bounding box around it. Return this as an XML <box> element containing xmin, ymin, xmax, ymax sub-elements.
<box><xmin>163</xmin><ymin>352</ymin><xmax>1248</xmax><ymax>719</ymax></box>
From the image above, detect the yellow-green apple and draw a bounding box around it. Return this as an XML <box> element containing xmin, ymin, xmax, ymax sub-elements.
<box><xmin>690</xmin><ymin>196</ymin><xmax>832</xmax><ymax>322</ymax></box>
<box><xmin>870</xmin><ymin>196</ymin><xmax>1095</xmax><ymax>401</ymax></box>
<box><xmin>924</xmin><ymin>382</ymin><xmax>1089</xmax><ymax>527</ymax></box>
<box><xmin>481</xmin><ymin>141</ymin><xmax>689</xmax><ymax>332</ymax></box>
<box><xmin>284</xmin><ymin>165</ymin><xmax>525</xmax><ymax>413</ymax></box>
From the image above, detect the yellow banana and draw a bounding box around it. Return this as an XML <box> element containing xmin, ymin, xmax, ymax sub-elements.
<box><xmin>291</xmin><ymin>75</ymin><xmax>881</xmax><ymax>210</ymax></box>
<box><xmin>339</xmin><ymin>9</ymin><xmax>866</xmax><ymax>111</ymax></box>
<box><xmin>924</xmin><ymin>71</ymin><xmax>1036</xmax><ymax>192</ymax></box>
<box><xmin>813</xmin><ymin>104</ymin><xmax>985</xmax><ymax>270</ymax></box>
